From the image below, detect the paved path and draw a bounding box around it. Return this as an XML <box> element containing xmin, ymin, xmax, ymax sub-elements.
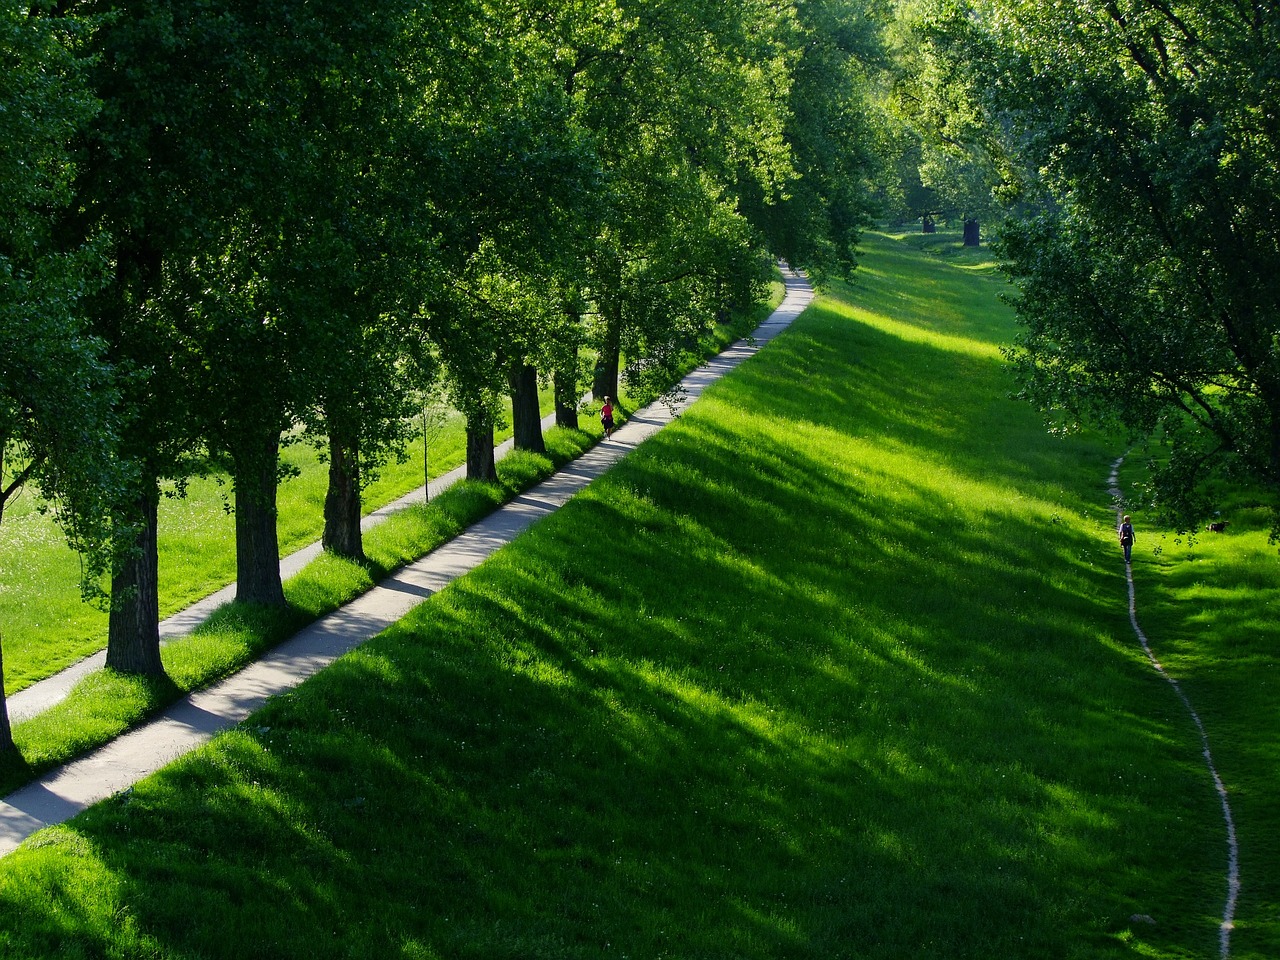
<box><xmin>6</xmin><ymin>423</ymin><xmax>536</xmax><ymax>724</ymax></box>
<box><xmin>0</xmin><ymin>266</ymin><xmax>814</xmax><ymax>856</ymax></box>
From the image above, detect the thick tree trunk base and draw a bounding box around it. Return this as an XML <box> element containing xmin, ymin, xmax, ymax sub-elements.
<box><xmin>509</xmin><ymin>363</ymin><xmax>546</xmax><ymax>454</ymax></box>
<box><xmin>323</xmin><ymin>431</ymin><xmax>365</xmax><ymax>562</ymax></box>
<box><xmin>466</xmin><ymin>421</ymin><xmax>498</xmax><ymax>483</ymax></box>
<box><xmin>0</xmin><ymin>640</ymin><xmax>13</xmax><ymax>754</ymax></box>
<box><xmin>107</xmin><ymin>486</ymin><xmax>165</xmax><ymax>676</ymax></box>
<box><xmin>235</xmin><ymin>433</ymin><xmax>286</xmax><ymax>607</ymax></box>
<box><xmin>963</xmin><ymin>219</ymin><xmax>981</xmax><ymax>246</ymax></box>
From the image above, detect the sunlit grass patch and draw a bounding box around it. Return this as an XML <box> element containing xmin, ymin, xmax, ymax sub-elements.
<box><xmin>0</xmin><ymin>235</ymin><xmax>1267</xmax><ymax>959</ymax></box>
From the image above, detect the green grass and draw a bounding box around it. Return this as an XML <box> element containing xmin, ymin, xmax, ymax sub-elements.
<box><xmin>1114</xmin><ymin>496</ymin><xmax>1280</xmax><ymax>958</ymax></box>
<box><xmin>0</xmin><ymin>440</ymin><xmax>590</xmax><ymax>795</ymax></box>
<box><xmin>0</xmin><ymin>280</ymin><xmax>783</xmax><ymax>796</ymax></box>
<box><xmin>0</xmin><ymin>404</ymin><xmax>490</xmax><ymax>691</ymax></box>
<box><xmin>0</xmin><ymin>238</ymin><xmax>1271</xmax><ymax>959</ymax></box>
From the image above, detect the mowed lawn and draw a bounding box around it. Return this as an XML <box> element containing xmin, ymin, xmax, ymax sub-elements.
<box><xmin>0</xmin><ymin>233</ymin><xmax>1272</xmax><ymax>959</ymax></box>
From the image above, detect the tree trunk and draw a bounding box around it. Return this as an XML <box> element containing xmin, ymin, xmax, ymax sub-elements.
<box><xmin>592</xmin><ymin>310</ymin><xmax>621</xmax><ymax>403</ymax></box>
<box><xmin>465</xmin><ymin>417</ymin><xmax>498</xmax><ymax>483</ymax></box>
<box><xmin>554</xmin><ymin>361</ymin><xmax>579</xmax><ymax>429</ymax></box>
<box><xmin>1268</xmin><ymin>389</ymin><xmax>1280</xmax><ymax>492</ymax></box>
<box><xmin>0</xmin><ymin>638</ymin><xmax>13</xmax><ymax>754</ymax></box>
<box><xmin>234</xmin><ymin>430</ymin><xmax>286</xmax><ymax>607</ymax></box>
<box><xmin>323</xmin><ymin>427</ymin><xmax>364</xmax><ymax>562</ymax></box>
<box><xmin>963</xmin><ymin>218</ymin><xmax>981</xmax><ymax>246</ymax></box>
<box><xmin>508</xmin><ymin>363</ymin><xmax>546</xmax><ymax>454</ymax></box>
<box><xmin>107</xmin><ymin>483</ymin><xmax>165</xmax><ymax>676</ymax></box>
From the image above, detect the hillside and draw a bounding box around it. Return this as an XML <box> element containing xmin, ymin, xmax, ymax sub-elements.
<box><xmin>0</xmin><ymin>233</ymin><xmax>1273</xmax><ymax>960</ymax></box>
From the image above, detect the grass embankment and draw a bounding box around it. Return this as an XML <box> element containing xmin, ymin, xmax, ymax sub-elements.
<box><xmin>0</xmin><ymin>234</ymin><xmax>1273</xmax><ymax>959</ymax></box>
<box><xmin>1113</xmin><ymin>475</ymin><xmax>1280</xmax><ymax>959</ymax></box>
<box><xmin>0</xmin><ymin>283</ymin><xmax>783</xmax><ymax>797</ymax></box>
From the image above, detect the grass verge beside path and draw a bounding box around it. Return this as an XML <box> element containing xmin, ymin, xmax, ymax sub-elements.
<box><xmin>0</xmin><ymin>237</ymin><xmax>1271</xmax><ymax>958</ymax></box>
<box><xmin>0</xmin><ymin>281</ymin><xmax>783</xmax><ymax>799</ymax></box>
<box><xmin>1112</xmin><ymin>475</ymin><xmax>1280</xmax><ymax>957</ymax></box>
<box><xmin>0</xmin><ymin>440</ymin><xmax>588</xmax><ymax>796</ymax></box>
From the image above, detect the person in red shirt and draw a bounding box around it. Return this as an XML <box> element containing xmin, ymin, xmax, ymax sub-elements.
<box><xmin>600</xmin><ymin>396</ymin><xmax>615</xmax><ymax>438</ymax></box>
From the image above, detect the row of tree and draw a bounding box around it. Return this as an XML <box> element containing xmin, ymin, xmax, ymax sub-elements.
<box><xmin>12</xmin><ymin>0</ymin><xmax>1271</xmax><ymax>757</ymax></box>
<box><xmin>889</xmin><ymin>0</ymin><xmax>1280</xmax><ymax>531</ymax></box>
<box><xmin>0</xmin><ymin>0</ymin><xmax>886</xmax><ymax>747</ymax></box>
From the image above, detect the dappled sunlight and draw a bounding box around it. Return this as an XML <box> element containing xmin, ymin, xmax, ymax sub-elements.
<box><xmin>822</xmin><ymin>292</ymin><xmax>1005</xmax><ymax>361</ymax></box>
<box><xmin>0</xmin><ymin>234</ymin><xmax>1231</xmax><ymax>958</ymax></box>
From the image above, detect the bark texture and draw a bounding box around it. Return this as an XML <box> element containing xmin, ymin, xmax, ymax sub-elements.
<box><xmin>234</xmin><ymin>431</ymin><xmax>286</xmax><ymax>607</ymax></box>
<box><xmin>509</xmin><ymin>363</ymin><xmax>546</xmax><ymax>454</ymax></box>
<box><xmin>106</xmin><ymin>485</ymin><xmax>165</xmax><ymax>675</ymax></box>
<box><xmin>323</xmin><ymin>429</ymin><xmax>365</xmax><ymax>561</ymax></box>
<box><xmin>466</xmin><ymin>419</ymin><xmax>498</xmax><ymax>483</ymax></box>
<box><xmin>0</xmin><ymin>641</ymin><xmax>13</xmax><ymax>753</ymax></box>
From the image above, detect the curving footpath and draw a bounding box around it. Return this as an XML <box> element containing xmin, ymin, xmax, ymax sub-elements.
<box><xmin>1108</xmin><ymin>458</ymin><xmax>1240</xmax><ymax>960</ymax></box>
<box><xmin>0</xmin><ymin>266</ymin><xmax>815</xmax><ymax>857</ymax></box>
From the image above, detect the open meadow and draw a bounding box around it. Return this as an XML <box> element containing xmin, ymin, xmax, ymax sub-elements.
<box><xmin>0</xmin><ymin>233</ymin><xmax>1273</xmax><ymax>959</ymax></box>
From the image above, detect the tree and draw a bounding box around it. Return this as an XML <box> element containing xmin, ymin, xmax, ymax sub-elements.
<box><xmin>565</xmin><ymin>0</ymin><xmax>795</xmax><ymax>404</ymax></box>
<box><xmin>884</xmin><ymin>0</ymin><xmax>1012</xmax><ymax>245</ymax></box>
<box><xmin>0</xmin><ymin>3</ymin><xmax>116</xmax><ymax>747</ymax></box>
<box><xmin>69</xmin><ymin>0</ymin><xmax>251</xmax><ymax>668</ymax></box>
<box><xmin>928</xmin><ymin>0</ymin><xmax>1280</xmax><ymax>528</ymax></box>
<box><xmin>419</xmin><ymin>0</ymin><xmax>600</xmax><ymax>480</ymax></box>
<box><xmin>234</xmin><ymin>0</ymin><xmax>435</xmax><ymax>566</ymax></box>
<box><xmin>745</xmin><ymin>0</ymin><xmax>887</xmax><ymax>278</ymax></box>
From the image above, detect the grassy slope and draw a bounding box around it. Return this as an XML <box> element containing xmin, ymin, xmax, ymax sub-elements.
<box><xmin>0</xmin><ymin>282</ymin><xmax>782</xmax><ymax>797</ymax></box>
<box><xmin>0</xmin><ymin>234</ymin><xmax>1271</xmax><ymax>959</ymax></box>
<box><xmin>1117</xmin><ymin>496</ymin><xmax>1280</xmax><ymax>957</ymax></box>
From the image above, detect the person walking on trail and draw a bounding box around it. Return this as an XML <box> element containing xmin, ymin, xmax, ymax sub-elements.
<box><xmin>1119</xmin><ymin>514</ymin><xmax>1136</xmax><ymax>564</ymax></box>
<box><xmin>600</xmin><ymin>396</ymin><xmax>615</xmax><ymax>438</ymax></box>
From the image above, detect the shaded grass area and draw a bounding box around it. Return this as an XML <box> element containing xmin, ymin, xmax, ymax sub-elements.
<box><xmin>0</xmin><ymin>280</ymin><xmax>782</xmax><ymax>798</ymax></box>
<box><xmin>0</xmin><ymin>438</ymin><xmax>592</xmax><ymax>797</ymax></box>
<box><xmin>0</xmin><ymin>238</ymin><xmax>1260</xmax><ymax>958</ymax></box>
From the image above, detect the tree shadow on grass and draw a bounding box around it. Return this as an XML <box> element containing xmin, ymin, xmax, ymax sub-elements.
<box><xmin>0</xmin><ymin>248</ymin><xmax>1227</xmax><ymax>958</ymax></box>
<box><xmin>0</xmin><ymin>394</ymin><xmax>1226</xmax><ymax>960</ymax></box>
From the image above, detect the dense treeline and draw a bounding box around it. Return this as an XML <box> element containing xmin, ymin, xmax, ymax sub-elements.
<box><xmin>7</xmin><ymin>0</ymin><xmax>1277</xmax><ymax>757</ymax></box>
<box><xmin>889</xmin><ymin>0</ymin><xmax>1280</xmax><ymax>532</ymax></box>
<box><xmin>0</xmin><ymin>0</ymin><xmax>884</xmax><ymax>747</ymax></box>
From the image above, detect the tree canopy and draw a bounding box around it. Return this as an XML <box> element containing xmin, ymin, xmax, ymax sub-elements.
<box><xmin>0</xmin><ymin>0</ymin><xmax>884</xmax><ymax>725</ymax></box>
<box><xmin>902</xmin><ymin>0</ymin><xmax>1280</xmax><ymax>528</ymax></box>
<box><xmin>0</xmin><ymin>2</ymin><xmax>117</xmax><ymax>747</ymax></box>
